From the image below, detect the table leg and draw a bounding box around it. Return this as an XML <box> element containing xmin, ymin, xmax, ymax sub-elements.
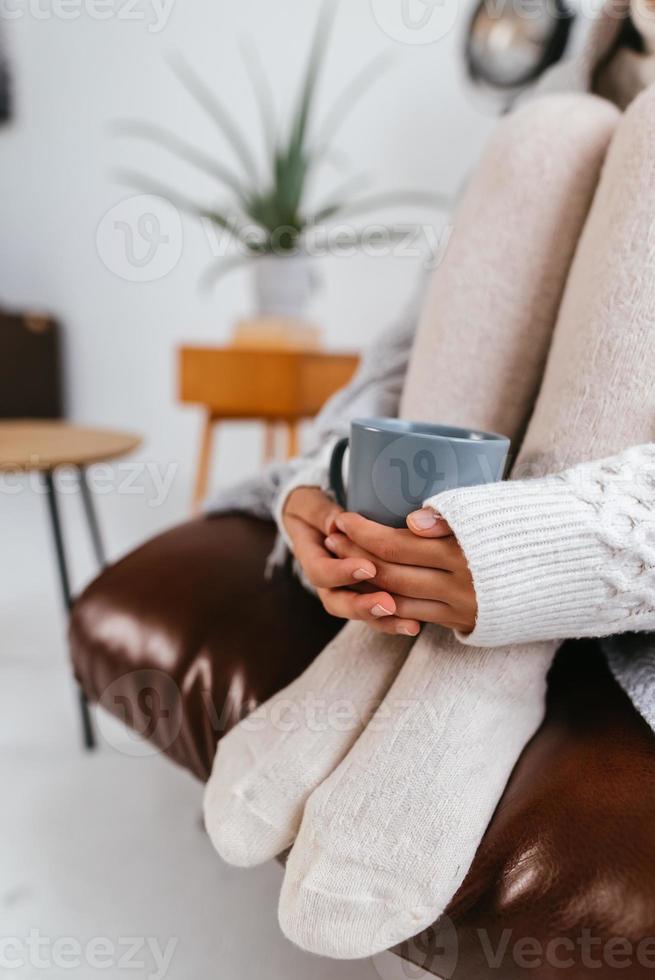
<box><xmin>43</xmin><ymin>471</ymin><xmax>72</xmax><ymax>608</ymax></box>
<box><xmin>78</xmin><ymin>467</ymin><xmax>106</xmax><ymax>567</ymax></box>
<box><xmin>42</xmin><ymin>470</ymin><xmax>95</xmax><ymax>750</ymax></box>
<box><xmin>286</xmin><ymin>421</ymin><xmax>300</xmax><ymax>459</ymax></box>
<box><xmin>192</xmin><ymin>411</ymin><xmax>217</xmax><ymax>514</ymax></box>
<box><xmin>263</xmin><ymin>423</ymin><xmax>277</xmax><ymax>463</ymax></box>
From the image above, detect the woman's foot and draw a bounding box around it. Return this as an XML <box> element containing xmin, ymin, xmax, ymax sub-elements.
<box><xmin>278</xmin><ymin>631</ymin><xmax>554</xmax><ymax>958</ymax></box>
<box><xmin>203</xmin><ymin>622</ymin><xmax>412</xmax><ymax>866</ymax></box>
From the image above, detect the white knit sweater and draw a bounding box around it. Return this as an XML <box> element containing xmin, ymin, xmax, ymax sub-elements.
<box><xmin>426</xmin><ymin>444</ymin><xmax>655</xmax><ymax>647</ymax></box>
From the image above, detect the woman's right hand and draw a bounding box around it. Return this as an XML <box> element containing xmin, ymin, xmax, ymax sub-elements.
<box><xmin>282</xmin><ymin>487</ymin><xmax>420</xmax><ymax>636</ymax></box>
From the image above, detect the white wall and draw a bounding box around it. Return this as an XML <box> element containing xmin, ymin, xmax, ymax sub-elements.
<box><xmin>0</xmin><ymin>0</ymin><xmax>495</xmax><ymax>572</ymax></box>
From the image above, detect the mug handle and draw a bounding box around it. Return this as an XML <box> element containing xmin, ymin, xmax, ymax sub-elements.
<box><xmin>329</xmin><ymin>437</ymin><xmax>349</xmax><ymax>509</ymax></box>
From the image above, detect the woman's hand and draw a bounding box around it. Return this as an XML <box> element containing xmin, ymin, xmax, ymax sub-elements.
<box><xmin>324</xmin><ymin>507</ymin><xmax>478</xmax><ymax>634</ymax></box>
<box><xmin>282</xmin><ymin>487</ymin><xmax>421</xmax><ymax>636</ymax></box>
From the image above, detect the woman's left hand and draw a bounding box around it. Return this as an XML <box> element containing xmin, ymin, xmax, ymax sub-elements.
<box><xmin>325</xmin><ymin>508</ymin><xmax>478</xmax><ymax>634</ymax></box>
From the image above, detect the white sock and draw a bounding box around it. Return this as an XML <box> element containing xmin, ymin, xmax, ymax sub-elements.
<box><xmin>279</xmin><ymin>634</ymin><xmax>554</xmax><ymax>958</ymax></box>
<box><xmin>204</xmin><ymin>623</ymin><xmax>411</xmax><ymax>866</ymax></box>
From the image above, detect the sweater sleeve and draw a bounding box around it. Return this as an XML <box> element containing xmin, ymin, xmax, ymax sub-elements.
<box><xmin>423</xmin><ymin>444</ymin><xmax>655</xmax><ymax>647</ymax></box>
<box><xmin>272</xmin><ymin>439</ymin><xmax>339</xmax><ymax>552</ymax></box>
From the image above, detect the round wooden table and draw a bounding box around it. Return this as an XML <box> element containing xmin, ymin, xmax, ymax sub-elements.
<box><xmin>0</xmin><ymin>420</ymin><xmax>141</xmax><ymax>748</ymax></box>
<box><xmin>0</xmin><ymin>420</ymin><xmax>140</xmax><ymax>472</ymax></box>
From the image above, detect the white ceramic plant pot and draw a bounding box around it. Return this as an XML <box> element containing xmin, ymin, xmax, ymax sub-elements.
<box><xmin>252</xmin><ymin>253</ymin><xmax>316</xmax><ymax>319</ymax></box>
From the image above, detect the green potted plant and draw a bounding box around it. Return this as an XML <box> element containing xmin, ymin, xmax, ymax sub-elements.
<box><xmin>117</xmin><ymin>1</ymin><xmax>444</xmax><ymax>321</ymax></box>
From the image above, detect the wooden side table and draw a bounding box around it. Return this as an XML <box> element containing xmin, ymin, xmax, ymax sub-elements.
<box><xmin>0</xmin><ymin>420</ymin><xmax>141</xmax><ymax>748</ymax></box>
<box><xmin>179</xmin><ymin>346</ymin><xmax>359</xmax><ymax>510</ymax></box>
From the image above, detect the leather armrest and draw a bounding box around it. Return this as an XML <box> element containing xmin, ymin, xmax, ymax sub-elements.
<box><xmin>70</xmin><ymin>514</ymin><xmax>341</xmax><ymax>780</ymax></box>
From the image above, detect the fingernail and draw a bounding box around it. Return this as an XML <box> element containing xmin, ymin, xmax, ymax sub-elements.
<box><xmin>353</xmin><ymin>567</ymin><xmax>375</xmax><ymax>581</ymax></box>
<box><xmin>399</xmin><ymin>625</ymin><xmax>420</xmax><ymax>636</ymax></box>
<box><xmin>335</xmin><ymin>516</ymin><xmax>346</xmax><ymax>533</ymax></box>
<box><xmin>324</xmin><ymin>536</ymin><xmax>337</xmax><ymax>553</ymax></box>
<box><xmin>371</xmin><ymin>603</ymin><xmax>393</xmax><ymax>618</ymax></box>
<box><xmin>409</xmin><ymin>508</ymin><xmax>438</xmax><ymax>530</ymax></box>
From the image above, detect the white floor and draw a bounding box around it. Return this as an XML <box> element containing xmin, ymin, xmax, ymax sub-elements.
<box><xmin>0</xmin><ymin>483</ymin><xmax>424</xmax><ymax>980</ymax></box>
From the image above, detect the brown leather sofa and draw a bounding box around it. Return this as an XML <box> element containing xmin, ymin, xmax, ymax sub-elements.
<box><xmin>70</xmin><ymin>513</ymin><xmax>655</xmax><ymax>978</ymax></box>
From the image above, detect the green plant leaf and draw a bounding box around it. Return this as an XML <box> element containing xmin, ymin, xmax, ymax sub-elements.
<box><xmin>272</xmin><ymin>0</ymin><xmax>339</xmax><ymax>225</ymax></box>
<box><xmin>329</xmin><ymin>188</ymin><xmax>450</xmax><ymax>219</ymax></box>
<box><xmin>114</xmin><ymin>168</ymin><xmax>259</xmax><ymax>245</ymax></box>
<box><xmin>272</xmin><ymin>146</ymin><xmax>309</xmax><ymax>227</ymax></box>
<box><xmin>309</xmin><ymin>173</ymin><xmax>370</xmax><ymax>223</ymax></box>
<box><xmin>168</xmin><ymin>53</ymin><xmax>260</xmax><ymax>184</ymax></box>
<box><xmin>312</xmin><ymin>51</ymin><xmax>394</xmax><ymax>154</ymax></box>
<box><xmin>287</xmin><ymin>0</ymin><xmax>339</xmax><ymax>164</ymax></box>
<box><xmin>326</xmin><ymin>226</ymin><xmax>418</xmax><ymax>246</ymax></box>
<box><xmin>115</xmin><ymin>0</ymin><xmax>447</xmax><ymax>282</ymax></box>
<box><xmin>113</xmin><ymin>120</ymin><xmax>246</xmax><ymax>199</ymax></box>
<box><xmin>318</xmin><ymin>146</ymin><xmax>353</xmax><ymax>173</ymax></box>
<box><xmin>300</xmin><ymin>225</ymin><xmax>433</xmax><ymax>257</ymax></box>
<box><xmin>239</xmin><ymin>36</ymin><xmax>277</xmax><ymax>161</ymax></box>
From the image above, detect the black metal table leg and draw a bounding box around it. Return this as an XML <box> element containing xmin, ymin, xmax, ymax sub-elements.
<box><xmin>78</xmin><ymin>467</ymin><xmax>107</xmax><ymax>567</ymax></box>
<box><xmin>42</xmin><ymin>470</ymin><xmax>96</xmax><ymax>750</ymax></box>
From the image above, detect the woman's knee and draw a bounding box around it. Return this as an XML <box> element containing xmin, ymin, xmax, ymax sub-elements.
<box><xmin>487</xmin><ymin>94</ymin><xmax>620</xmax><ymax>185</ymax></box>
<box><xmin>613</xmin><ymin>79</ymin><xmax>655</xmax><ymax>156</ymax></box>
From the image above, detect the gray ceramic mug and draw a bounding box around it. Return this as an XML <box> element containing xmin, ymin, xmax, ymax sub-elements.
<box><xmin>329</xmin><ymin>417</ymin><xmax>510</xmax><ymax>528</ymax></box>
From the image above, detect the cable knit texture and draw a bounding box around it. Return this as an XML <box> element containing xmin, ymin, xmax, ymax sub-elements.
<box><xmin>427</xmin><ymin>444</ymin><xmax>655</xmax><ymax>646</ymax></box>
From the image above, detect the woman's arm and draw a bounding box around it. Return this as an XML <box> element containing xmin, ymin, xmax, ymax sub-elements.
<box><xmin>330</xmin><ymin>444</ymin><xmax>655</xmax><ymax>645</ymax></box>
<box><xmin>418</xmin><ymin>443</ymin><xmax>655</xmax><ymax>646</ymax></box>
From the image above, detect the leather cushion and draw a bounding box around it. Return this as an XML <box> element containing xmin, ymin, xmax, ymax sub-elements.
<box><xmin>70</xmin><ymin>514</ymin><xmax>342</xmax><ymax>779</ymax></box>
